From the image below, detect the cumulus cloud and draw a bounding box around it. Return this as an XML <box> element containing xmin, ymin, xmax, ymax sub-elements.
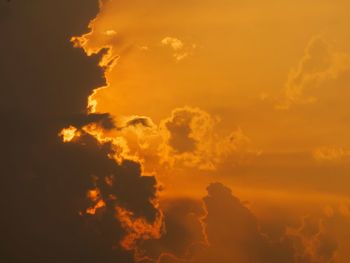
<box><xmin>140</xmin><ymin>198</ymin><xmax>206</xmax><ymax>261</ymax></box>
<box><xmin>155</xmin><ymin>183</ymin><xmax>305</xmax><ymax>263</ymax></box>
<box><xmin>0</xmin><ymin>1</ymin><xmax>162</xmax><ymax>262</ymax></box>
<box><xmin>192</xmin><ymin>183</ymin><xmax>295</xmax><ymax>263</ymax></box>
<box><xmin>156</xmin><ymin>183</ymin><xmax>345</xmax><ymax>263</ymax></box>
<box><xmin>90</xmin><ymin>107</ymin><xmax>256</xmax><ymax>174</ymax></box>
<box><xmin>277</xmin><ymin>36</ymin><xmax>350</xmax><ymax>109</ymax></box>
<box><xmin>159</xmin><ymin>107</ymin><xmax>257</xmax><ymax>170</ymax></box>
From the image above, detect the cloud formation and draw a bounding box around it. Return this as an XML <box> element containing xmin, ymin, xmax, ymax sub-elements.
<box><xmin>287</xmin><ymin>215</ymin><xmax>338</xmax><ymax>263</ymax></box>
<box><xmin>159</xmin><ymin>107</ymin><xmax>256</xmax><ymax>170</ymax></box>
<box><xmin>277</xmin><ymin>36</ymin><xmax>350</xmax><ymax>109</ymax></box>
<box><xmin>161</xmin><ymin>36</ymin><xmax>195</xmax><ymax>61</ymax></box>
<box><xmin>3</xmin><ymin>1</ymin><xmax>350</xmax><ymax>263</ymax></box>
<box><xmin>313</xmin><ymin>146</ymin><xmax>350</xmax><ymax>162</ymax></box>
<box><xmin>0</xmin><ymin>1</ymin><xmax>161</xmax><ymax>262</ymax></box>
<box><xmin>193</xmin><ymin>183</ymin><xmax>294</xmax><ymax>263</ymax></box>
<box><xmin>157</xmin><ymin>183</ymin><xmax>343</xmax><ymax>263</ymax></box>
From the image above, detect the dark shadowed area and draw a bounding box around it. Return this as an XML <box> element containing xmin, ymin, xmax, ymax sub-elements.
<box><xmin>0</xmin><ymin>1</ymin><xmax>159</xmax><ymax>262</ymax></box>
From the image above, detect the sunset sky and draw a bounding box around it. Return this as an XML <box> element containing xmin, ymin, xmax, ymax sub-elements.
<box><xmin>2</xmin><ymin>0</ymin><xmax>350</xmax><ymax>263</ymax></box>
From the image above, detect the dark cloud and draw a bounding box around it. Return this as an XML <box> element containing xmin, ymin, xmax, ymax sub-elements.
<box><xmin>163</xmin><ymin>108</ymin><xmax>199</xmax><ymax>154</ymax></box>
<box><xmin>156</xmin><ymin>183</ymin><xmax>341</xmax><ymax>263</ymax></box>
<box><xmin>193</xmin><ymin>183</ymin><xmax>294</xmax><ymax>263</ymax></box>
<box><xmin>71</xmin><ymin>113</ymin><xmax>115</xmax><ymax>130</ymax></box>
<box><xmin>126</xmin><ymin>117</ymin><xmax>154</xmax><ymax>129</ymax></box>
<box><xmin>141</xmin><ymin>198</ymin><xmax>205</xmax><ymax>260</ymax></box>
<box><xmin>0</xmin><ymin>1</ymin><xmax>160</xmax><ymax>262</ymax></box>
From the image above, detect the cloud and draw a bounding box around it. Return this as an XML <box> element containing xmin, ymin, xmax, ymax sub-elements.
<box><xmin>104</xmin><ymin>29</ymin><xmax>117</xmax><ymax>36</ymax></box>
<box><xmin>86</xmin><ymin>107</ymin><xmax>257</xmax><ymax>175</ymax></box>
<box><xmin>135</xmin><ymin>198</ymin><xmax>206</xmax><ymax>262</ymax></box>
<box><xmin>124</xmin><ymin>116</ymin><xmax>155</xmax><ymax>130</ymax></box>
<box><xmin>277</xmin><ymin>36</ymin><xmax>350</xmax><ymax>109</ymax></box>
<box><xmin>3</xmin><ymin>2</ymin><xmax>350</xmax><ymax>263</ymax></box>
<box><xmin>156</xmin><ymin>183</ymin><xmax>344</xmax><ymax>263</ymax></box>
<box><xmin>154</xmin><ymin>183</ymin><xmax>294</xmax><ymax>263</ymax></box>
<box><xmin>192</xmin><ymin>182</ymin><xmax>295</xmax><ymax>263</ymax></box>
<box><xmin>70</xmin><ymin>113</ymin><xmax>116</xmax><ymax>130</ymax></box>
<box><xmin>287</xmin><ymin>215</ymin><xmax>338</xmax><ymax>263</ymax></box>
<box><xmin>161</xmin><ymin>37</ymin><xmax>184</xmax><ymax>51</ymax></box>
<box><xmin>0</xmin><ymin>1</ymin><xmax>162</xmax><ymax>262</ymax></box>
<box><xmin>313</xmin><ymin>146</ymin><xmax>350</xmax><ymax>162</ymax></box>
<box><xmin>159</xmin><ymin>107</ymin><xmax>257</xmax><ymax>170</ymax></box>
<box><xmin>161</xmin><ymin>37</ymin><xmax>196</xmax><ymax>61</ymax></box>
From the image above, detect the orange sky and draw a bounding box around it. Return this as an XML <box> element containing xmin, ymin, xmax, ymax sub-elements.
<box><xmin>77</xmin><ymin>0</ymin><xmax>350</xmax><ymax>199</ymax></box>
<box><xmin>71</xmin><ymin>1</ymin><xmax>350</xmax><ymax>261</ymax></box>
<box><xmin>3</xmin><ymin>0</ymin><xmax>350</xmax><ymax>262</ymax></box>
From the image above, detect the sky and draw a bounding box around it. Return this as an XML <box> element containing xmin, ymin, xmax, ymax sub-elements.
<box><xmin>1</xmin><ymin>0</ymin><xmax>350</xmax><ymax>263</ymax></box>
<box><xmin>82</xmin><ymin>0</ymin><xmax>350</xmax><ymax>195</ymax></box>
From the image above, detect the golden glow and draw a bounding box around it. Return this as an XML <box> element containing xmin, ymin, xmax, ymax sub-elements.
<box><xmin>86</xmin><ymin>188</ymin><xmax>106</xmax><ymax>215</ymax></box>
<box><xmin>115</xmin><ymin>206</ymin><xmax>163</xmax><ymax>252</ymax></box>
<box><xmin>69</xmin><ymin>1</ymin><xmax>350</xmax><ymax>261</ymax></box>
<box><xmin>87</xmin><ymin>189</ymin><xmax>100</xmax><ymax>202</ymax></box>
<box><xmin>86</xmin><ymin>199</ymin><xmax>106</xmax><ymax>215</ymax></box>
<box><xmin>82</xmin><ymin>123</ymin><xmax>136</xmax><ymax>163</ymax></box>
<box><xmin>59</xmin><ymin>126</ymin><xmax>79</xmax><ymax>142</ymax></box>
<box><xmin>76</xmin><ymin>0</ymin><xmax>350</xmax><ymax>200</ymax></box>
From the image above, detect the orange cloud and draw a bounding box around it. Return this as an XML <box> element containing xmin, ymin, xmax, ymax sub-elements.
<box><xmin>116</xmin><ymin>205</ymin><xmax>164</xmax><ymax>254</ymax></box>
<box><xmin>161</xmin><ymin>37</ymin><xmax>195</xmax><ymax>61</ymax></box>
<box><xmin>277</xmin><ymin>36</ymin><xmax>350</xmax><ymax>109</ymax></box>
<box><xmin>158</xmin><ymin>107</ymin><xmax>258</xmax><ymax>171</ymax></box>
<box><xmin>313</xmin><ymin>146</ymin><xmax>350</xmax><ymax>162</ymax></box>
<box><xmin>59</xmin><ymin>126</ymin><xmax>80</xmax><ymax>142</ymax></box>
